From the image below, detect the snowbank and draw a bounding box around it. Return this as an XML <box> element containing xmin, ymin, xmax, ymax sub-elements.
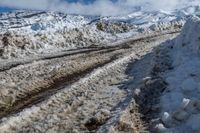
<box><xmin>155</xmin><ymin>16</ymin><xmax>200</xmax><ymax>133</ymax></box>
<box><xmin>0</xmin><ymin>10</ymin><xmax>184</xmax><ymax>60</ymax></box>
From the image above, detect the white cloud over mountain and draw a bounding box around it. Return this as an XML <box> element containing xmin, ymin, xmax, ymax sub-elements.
<box><xmin>0</xmin><ymin>0</ymin><xmax>199</xmax><ymax>16</ymax></box>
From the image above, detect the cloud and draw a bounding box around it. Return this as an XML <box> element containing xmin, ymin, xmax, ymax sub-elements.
<box><xmin>0</xmin><ymin>0</ymin><xmax>199</xmax><ymax>16</ymax></box>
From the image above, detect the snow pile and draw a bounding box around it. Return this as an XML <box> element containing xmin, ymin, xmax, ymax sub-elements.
<box><xmin>0</xmin><ymin>27</ymin><xmax>113</xmax><ymax>59</ymax></box>
<box><xmin>0</xmin><ymin>11</ymin><xmax>90</xmax><ymax>32</ymax></box>
<box><xmin>0</xmin><ymin>11</ymin><xmax>116</xmax><ymax>59</ymax></box>
<box><xmin>0</xmin><ymin>9</ymin><xmax>186</xmax><ymax>60</ymax></box>
<box><xmin>155</xmin><ymin>16</ymin><xmax>200</xmax><ymax>133</ymax></box>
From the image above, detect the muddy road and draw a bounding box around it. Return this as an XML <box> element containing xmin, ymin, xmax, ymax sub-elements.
<box><xmin>0</xmin><ymin>31</ymin><xmax>178</xmax><ymax>133</ymax></box>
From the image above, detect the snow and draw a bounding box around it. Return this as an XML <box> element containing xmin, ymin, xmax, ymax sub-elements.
<box><xmin>0</xmin><ymin>9</ymin><xmax>185</xmax><ymax>61</ymax></box>
<box><xmin>181</xmin><ymin>78</ymin><xmax>198</xmax><ymax>93</ymax></box>
<box><xmin>156</xmin><ymin>16</ymin><xmax>200</xmax><ymax>133</ymax></box>
<box><xmin>0</xmin><ymin>2</ymin><xmax>200</xmax><ymax>132</ymax></box>
<box><xmin>2</xmin><ymin>3</ymin><xmax>200</xmax><ymax>61</ymax></box>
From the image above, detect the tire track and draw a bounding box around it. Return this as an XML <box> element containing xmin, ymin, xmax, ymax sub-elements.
<box><xmin>0</xmin><ymin>50</ymin><xmax>120</xmax><ymax>119</ymax></box>
<box><xmin>0</xmin><ymin>30</ymin><xmax>180</xmax><ymax>72</ymax></box>
<box><xmin>0</xmin><ymin>31</ymin><xmax>179</xmax><ymax>133</ymax></box>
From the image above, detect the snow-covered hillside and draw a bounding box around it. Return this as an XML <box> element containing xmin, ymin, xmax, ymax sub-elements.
<box><xmin>0</xmin><ymin>6</ymin><xmax>197</xmax><ymax>60</ymax></box>
<box><xmin>155</xmin><ymin>16</ymin><xmax>200</xmax><ymax>133</ymax></box>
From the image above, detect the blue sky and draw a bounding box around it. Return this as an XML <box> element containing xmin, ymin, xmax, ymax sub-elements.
<box><xmin>0</xmin><ymin>0</ymin><xmax>124</xmax><ymax>16</ymax></box>
<box><xmin>0</xmin><ymin>7</ymin><xmax>14</xmax><ymax>12</ymax></box>
<box><xmin>67</xmin><ymin>0</ymin><xmax>116</xmax><ymax>4</ymax></box>
<box><xmin>0</xmin><ymin>0</ymin><xmax>197</xmax><ymax>16</ymax></box>
<box><xmin>67</xmin><ymin>0</ymin><xmax>95</xmax><ymax>4</ymax></box>
<box><xmin>0</xmin><ymin>0</ymin><xmax>119</xmax><ymax>12</ymax></box>
<box><xmin>0</xmin><ymin>0</ymin><xmax>93</xmax><ymax>12</ymax></box>
<box><xmin>0</xmin><ymin>0</ymin><xmax>109</xmax><ymax>12</ymax></box>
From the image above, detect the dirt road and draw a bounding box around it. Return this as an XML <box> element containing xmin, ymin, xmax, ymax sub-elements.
<box><xmin>0</xmin><ymin>31</ymin><xmax>178</xmax><ymax>133</ymax></box>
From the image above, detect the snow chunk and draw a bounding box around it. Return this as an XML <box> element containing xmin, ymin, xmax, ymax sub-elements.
<box><xmin>154</xmin><ymin>124</ymin><xmax>168</xmax><ymax>133</ymax></box>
